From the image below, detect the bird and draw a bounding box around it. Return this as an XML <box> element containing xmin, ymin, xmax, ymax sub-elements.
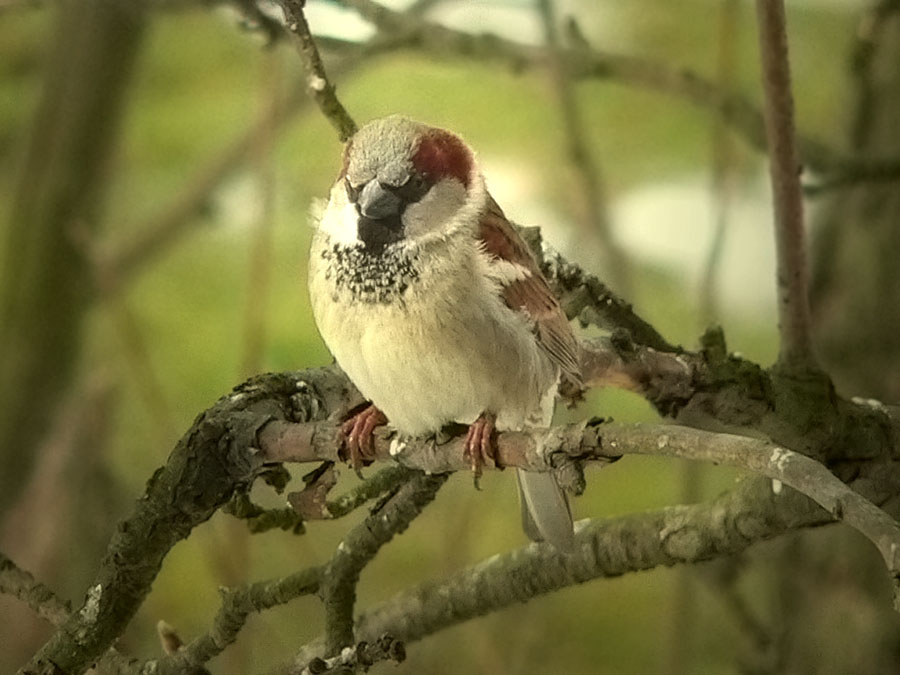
<box><xmin>308</xmin><ymin>115</ymin><xmax>582</xmax><ymax>549</ymax></box>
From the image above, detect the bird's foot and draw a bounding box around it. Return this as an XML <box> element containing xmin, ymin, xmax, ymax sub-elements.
<box><xmin>340</xmin><ymin>404</ymin><xmax>387</xmax><ymax>478</ymax></box>
<box><xmin>463</xmin><ymin>412</ymin><xmax>498</xmax><ymax>490</ymax></box>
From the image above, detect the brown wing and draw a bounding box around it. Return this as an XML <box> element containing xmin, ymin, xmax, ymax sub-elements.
<box><xmin>478</xmin><ymin>196</ymin><xmax>582</xmax><ymax>389</ymax></box>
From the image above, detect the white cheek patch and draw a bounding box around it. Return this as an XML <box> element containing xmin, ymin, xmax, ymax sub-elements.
<box><xmin>402</xmin><ymin>180</ymin><xmax>467</xmax><ymax>241</ymax></box>
<box><xmin>317</xmin><ymin>188</ymin><xmax>360</xmax><ymax>246</ymax></box>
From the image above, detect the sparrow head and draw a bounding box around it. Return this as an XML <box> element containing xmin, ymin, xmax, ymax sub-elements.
<box><xmin>321</xmin><ymin>115</ymin><xmax>484</xmax><ymax>253</ymax></box>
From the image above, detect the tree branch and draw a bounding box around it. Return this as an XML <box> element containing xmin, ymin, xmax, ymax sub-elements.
<box><xmin>755</xmin><ymin>0</ymin><xmax>816</xmax><ymax>369</ymax></box>
<box><xmin>336</xmin><ymin>0</ymin><xmax>900</xmax><ymax>186</ymax></box>
<box><xmin>21</xmin><ymin>230</ymin><xmax>900</xmax><ymax>673</ymax></box>
<box><xmin>19</xmin><ymin>370</ymin><xmax>350</xmax><ymax>675</ymax></box>
<box><xmin>259</xmin><ymin>415</ymin><xmax>900</xmax><ymax>585</ymax></box>
<box><xmin>147</xmin><ymin>566</ymin><xmax>321</xmax><ymax>675</ymax></box>
<box><xmin>538</xmin><ymin>239</ymin><xmax>679</xmax><ymax>352</ymax></box>
<box><xmin>537</xmin><ymin>1</ymin><xmax>628</xmax><ymax>292</ymax></box>
<box><xmin>322</xmin><ymin>471</ymin><xmax>447</xmax><ymax>656</ymax></box>
<box><xmin>291</xmin><ymin>476</ymin><xmax>830</xmax><ymax>667</ymax></box>
<box><xmin>1</xmin><ymin>553</ymin><xmax>143</xmax><ymax>674</ymax></box>
<box><xmin>96</xmin><ymin>27</ymin><xmax>415</xmax><ymax>294</ymax></box>
<box><xmin>0</xmin><ymin>552</ymin><xmax>70</xmax><ymax>627</ymax></box>
<box><xmin>278</xmin><ymin>0</ymin><xmax>357</xmax><ymax>141</ymax></box>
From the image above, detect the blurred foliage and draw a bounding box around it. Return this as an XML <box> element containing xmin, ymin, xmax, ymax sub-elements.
<box><xmin>0</xmin><ymin>1</ymin><xmax>873</xmax><ymax>673</ymax></box>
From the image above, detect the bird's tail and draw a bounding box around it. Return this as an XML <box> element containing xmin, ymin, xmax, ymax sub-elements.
<box><xmin>516</xmin><ymin>468</ymin><xmax>574</xmax><ymax>551</ymax></box>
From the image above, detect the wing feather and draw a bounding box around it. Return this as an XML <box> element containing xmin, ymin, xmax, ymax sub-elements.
<box><xmin>478</xmin><ymin>197</ymin><xmax>582</xmax><ymax>389</ymax></box>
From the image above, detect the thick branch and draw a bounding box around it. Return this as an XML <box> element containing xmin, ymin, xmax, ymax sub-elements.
<box><xmin>19</xmin><ymin>370</ymin><xmax>351</xmax><ymax>675</ymax></box>
<box><xmin>755</xmin><ymin>0</ymin><xmax>816</xmax><ymax>369</ymax></box>
<box><xmin>22</xmin><ymin>227</ymin><xmax>900</xmax><ymax>673</ymax></box>
<box><xmin>539</xmin><ymin>242</ymin><xmax>678</xmax><ymax>352</ymax></box>
<box><xmin>0</xmin><ymin>553</ymin><xmax>142</xmax><ymax>674</ymax></box>
<box><xmin>259</xmin><ymin>416</ymin><xmax>900</xmax><ymax>579</ymax></box>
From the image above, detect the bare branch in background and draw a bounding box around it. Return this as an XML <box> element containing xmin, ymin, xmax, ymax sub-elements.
<box><xmin>754</xmin><ymin>0</ymin><xmax>816</xmax><ymax>370</ymax></box>
<box><xmin>12</xmin><ymin>5</ymin><xmax>900</xmax><ymax>673</ymax></box>
<box><xmin>537</xmin><ymin>0</ymin><xmax>629</xmax><ymax>293</ymax></box>
<box><xmin>94</xmin><ymin>0</ymin><xmax>900</xmax><ymax>298</ymax></box>
<box><xmin>337</xmin><ymin>0</ymin><xmax>900</xmax><ymax>188</ymax></box>
<box><xmin>278</xmin><ymin>0</ymin><xmax>358</xmax><ymax>140</ymax></box>
<box><xmin>106</xmin><ymin>295</ymin><xmax>178</xmax><ymax>442</ymax></box>
<box><xmin>239</xmin><ymin>49</ymin><xmax>282</xmax><ymax>378</ymax></box>
<box><xmin>95</xmin><ymin>82</ymin><xmax>308</xmax><ymax>292</ymax></box>
<box><xmin>699</xmin><ymin>0</ymin><xmax>742</xmax><ymax>325</ymax></box>
<box><xmin>96</xmin><ymin>31</ymin><xmax>409</xmax><ymax>295</ymax></box>
<box><xmin>848</xmin><ymin>0</ymin><xmax>900</xmax><ymax>149</ymax></box>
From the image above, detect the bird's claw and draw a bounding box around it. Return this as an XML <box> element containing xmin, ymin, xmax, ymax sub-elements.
<box><xmin>463</xmin><ymin>412</ymin><xmax>498</xmax><ymax>490</ymax></box>
<box><xmin>340</xmin><ymin>404</ymin><xmax>387</xmax><ymax>478</ymax></box>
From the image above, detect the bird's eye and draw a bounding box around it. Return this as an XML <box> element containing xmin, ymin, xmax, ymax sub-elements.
<box><xmin>345</xmin><ymin>180</ymin><xmax>361</xmax><ymax>203</ymax></box>
<box><xmin>384</xmin><ymin>173</ymin><xmax>430</xmax><ymax>204</ymax></box>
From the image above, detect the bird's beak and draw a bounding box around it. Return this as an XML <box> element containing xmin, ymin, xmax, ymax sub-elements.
<box><xmin>357</xmin><ymin>180</ymin><xmax>403</xmax><ymax>220</ymax></box>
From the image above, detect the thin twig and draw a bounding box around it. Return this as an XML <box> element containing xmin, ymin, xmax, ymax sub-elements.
<box><xmin>239</xmin><ymin>48</ymin><xmax>282</xmax><ymax>378</ymax></box>
<box><xmin>323</xmin><ymin>465</ymin><xmax>413</xmax><ymax>519</ymax></box>
<box><xmin>0</xmin><ymin>552</ymin><xmax>70</xmax><ymax>626</ymax></box>
<box><xmin>278</xmin><ymin>0</ymin><xmax>357</xmax><ymax>141</ymax></box>
<box><xmin>97</xmin><ymin>31</ymin><xmax>409</xmax><ymax>294</ymax></box>
<box><xmin>699</xmin><ymin>0</ymin><xmax>741</xmax><ymax>325</ymax></box>
<box><xmin>337</xmin><ymin>0</ymin><xmax>900</xmax><ymax>187</ymax></box>
<box><xmin>322</xmin><ymin>472</ymin><xmax>447</xmax><ymax>656</ymax></box>
<box><xmin>537</xmin><ymin>1</ymin><xmax>628</xmax><ymax>293</ymax></box>
<box><xmin>754</xmin><ymin>0</ymin><xmax>816</xmax><ymax>369</ymax></box>
<box><xmin>0</xmin><ymin>553</ymin><xmax>140</xmax><ymax>674</ymax></box>
<box><xmin>224</xmin><ymin>465</ymin><xmax>410</xmax><ymax>532</ymax></box>
<box><xmin>148</xmin><ymin>566</ymin><xmax>322</xmax><ymax>675</ymax></box>
<box><xmin>106</xmin><ymin>294</ymin><xmax>177</xmax><ymax>442</ymax></box>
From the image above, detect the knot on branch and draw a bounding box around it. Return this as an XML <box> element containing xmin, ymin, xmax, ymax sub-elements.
<box><xmin>305</xmin><ymin>634</ymin><xmax>406</xmax><ymax>674</ymax></box>
<box><xmin>163</xmin><ymin>372</ymin><xmax>311</xmax><ymax>514</ymax></box>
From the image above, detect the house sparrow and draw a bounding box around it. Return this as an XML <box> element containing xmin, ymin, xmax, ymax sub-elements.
<box><xmin>308</xmin><ymin>115</ymin><xmax>582</xmax><ymax>549</ymax></box>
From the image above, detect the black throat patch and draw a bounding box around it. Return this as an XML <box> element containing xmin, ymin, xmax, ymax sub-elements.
<box><xmin>357</xmin><ymin>215</ymin><xmax>403</xmax><ymax>255</ymax></box>
<box><xmin>321</xmin><ymin>241</ymin><xmax>420</xmax><ymax>305</ymax></box>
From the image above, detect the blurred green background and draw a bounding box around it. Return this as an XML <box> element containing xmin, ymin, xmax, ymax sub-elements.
<box><xmin>0</xmin><ymin>1</ymin><xmax>883</xmax><ymax>673</ymax></box>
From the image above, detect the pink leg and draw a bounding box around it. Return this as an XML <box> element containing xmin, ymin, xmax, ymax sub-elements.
<box><xmin>463</xmin><ymin>412</ymin><xmax>498</xmax><ymax>489</ymax></box>
<box><xmin>340</xmin><ymin>404</ymin><xmax>388</xmax><ymax>478</ymax></box>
